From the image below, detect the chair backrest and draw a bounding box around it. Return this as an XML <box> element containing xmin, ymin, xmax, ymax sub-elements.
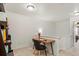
<box><xmin>32</xmin><ymin>39</ymin><xmax>41</xmax><ymax>50</ymax></box>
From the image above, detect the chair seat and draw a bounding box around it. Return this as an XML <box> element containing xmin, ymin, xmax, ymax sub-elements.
<box><xmin>35</xmin><ymin>45</ymin><xmax>46</xmax><ymax>50</ymax></box>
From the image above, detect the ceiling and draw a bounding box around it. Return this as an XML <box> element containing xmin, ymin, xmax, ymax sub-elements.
<box><xmin>4</xmin><ymin>3</ymin><xmax>79</xmax><ymax>21</ymax></box>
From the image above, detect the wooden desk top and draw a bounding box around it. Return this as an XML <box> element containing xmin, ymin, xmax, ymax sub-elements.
<box><xmin>40</xmin><ymin>37</ymin><xmax>55</xmax><ymax>44</ymax></box>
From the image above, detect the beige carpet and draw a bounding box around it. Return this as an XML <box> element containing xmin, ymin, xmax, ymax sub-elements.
<box><xmin>13</xmin><ymin>47</ymin><xmax>79</xmax><ymax>56</ymax></box>
<box><xmin>13</xmin><ymin>47</ymin><xmax>53</xmax><ymax>56</ymax></box>
<box><xmin>59</xmin><ymin>48</ymin><xmax>79</xmax><ymax>56</ymax></box>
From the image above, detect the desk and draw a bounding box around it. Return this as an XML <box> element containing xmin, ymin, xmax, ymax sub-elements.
<box><xmin>40</xmin><ymin>38</ymin><xmax>55</xmax><ymax>55</ymax></box>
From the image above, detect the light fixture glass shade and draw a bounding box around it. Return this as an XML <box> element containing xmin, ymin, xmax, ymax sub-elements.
<box><xmin>27</xmin><ymin>6</ymin><xmax>34</xmax><ymax>11</ymax></box>
<box><xmin>74</xmin><ymin>12</ymin><xmax>79</xmax><ymax>16</ymax></box>
<box><xmin>73</xmin><ymin>10</ymin><xmax>79</xmax><ymax>16</ymax></box>
<box><xmin>26</xmin><ymin>4</ymin><xmax>35</xmax><ymax>11</ymax></box>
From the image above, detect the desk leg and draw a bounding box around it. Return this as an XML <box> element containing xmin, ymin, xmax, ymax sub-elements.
<box><xmin>50</xmin><ymin>42</ymin><xmax>54</xmax><ymax>55</ymax></box>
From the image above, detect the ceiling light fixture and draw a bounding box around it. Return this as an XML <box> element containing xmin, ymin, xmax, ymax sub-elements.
<box><xmin>26</xmin><ymin>3</ymin><xmax>35</xmax><ymax>11</ymax></box>
<box><xmin>74</xmin><ymin>12</ymin><xmax>79</xmax><ymax>16</ymax></box>
<box><xmin>73</xmin><ymin>10</ymin><xmax>79</xmax><ymax>16</ymax></box>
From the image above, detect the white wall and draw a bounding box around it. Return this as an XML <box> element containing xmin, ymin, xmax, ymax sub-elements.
<box><xmin>55</xmin><ymin>19</ymin><xmax>72</xmax><ymax>50</ymax></box>
<box><xmin>6</xmin><ymin>11</ymin><xmax>56</xmax><ymax>49</ymax></box>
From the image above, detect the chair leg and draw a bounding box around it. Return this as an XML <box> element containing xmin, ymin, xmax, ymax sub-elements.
<box><xmin>45</xmin><ymin>49</ymin><xmax>47</xmax><ymax>56</ymax></box>
<box><xmin>33</xmin><ymin>45</ymin><xmax>35</xmax><ymax>49</ymax></box>
<box><xmin>35</xmin><ymin>50</ymin><xmax>38</xmax><ymax>56</ymax></box>
<box><xmin>38</xmin><ymin>51</ymin><xmax>41</xmax><ymax>56</ymax></box>
<box><xmin>33</xmin><ymin>49</ymin><xmax>38</xmax><ymax>56</ymax></box>
<box><xmin>33</xmin><ymin>48</ymin><xmax>35</xmax><ymax>54</ymax></box>
<box><xmin>41</xmin><ymin>50</ymin><xmax>44</xmax><ymax>55</ymax></box>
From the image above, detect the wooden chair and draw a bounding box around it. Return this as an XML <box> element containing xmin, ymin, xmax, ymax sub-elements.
<box><xmin>32</xmin><ymin>39</ymin><xmax>47</xmax><ymax>56</ymax></box>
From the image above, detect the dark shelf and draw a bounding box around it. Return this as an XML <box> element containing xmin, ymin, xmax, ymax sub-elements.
<box><xmin>4</xmin><ymin>42</ymin><xmax>11</xmax><ymax>46</ymax></box>
<box><xmin>0</xmin><ymin>3</ymin><xmax>13</xmax><ymax>56</ymax></box>
<box><xmin>0</xmin><ymin>3</ymin><xmax>5</xmax><ymax>12</ymax></box>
